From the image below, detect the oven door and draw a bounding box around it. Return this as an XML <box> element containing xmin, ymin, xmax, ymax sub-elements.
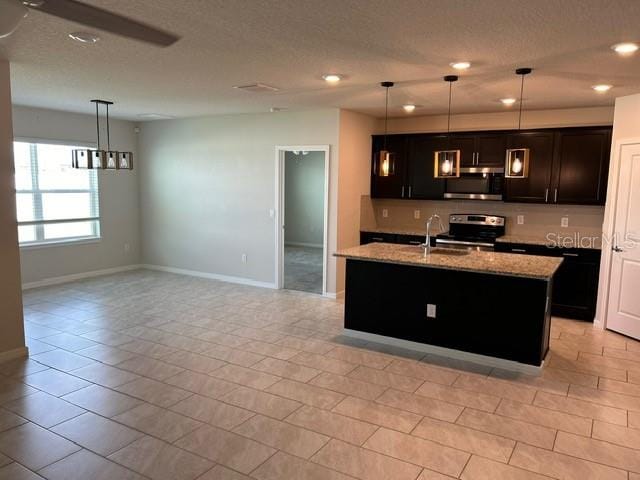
<box><xmin>435</xmin><ymin>238</ymin><xmax>495</xmax><ymax>252</ymax></box>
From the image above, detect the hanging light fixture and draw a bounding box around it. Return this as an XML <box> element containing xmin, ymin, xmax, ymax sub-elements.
<box><xmin>434</xmin><ymin>75</ymin><xmax>461</xmax><ymax>178</ymax></box>
<box><xmin>374</xmin><ymin>81</ymin><xmax>395</xmax><ymax>177</ymax></box>
<box><xmin>505</xmin><ymin>68</ymin><xmax>532</xmax><ymax>178</ymax></box>
<box><xmin>72</xmin><ymin>99</ymin><xmax>133</xmax><ymax>170</ymax></box>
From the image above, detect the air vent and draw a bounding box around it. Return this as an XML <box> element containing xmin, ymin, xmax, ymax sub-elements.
<box><xmin>233</xmin><ymin>83</ymin><xmax>279</xmax><ymax>93</ymax></box>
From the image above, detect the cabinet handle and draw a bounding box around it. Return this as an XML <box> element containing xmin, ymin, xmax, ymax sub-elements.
<box><xmin>408</xmin><ymin>186</ymin><xmax>412</xmax><ymax>198</ymax></box>
<box><xmin>476</xmin><ymin>152</ymin><xmax>480</xmax><ymax>165</ymax></box>
<box><xmin>372</xmin><ymin>237</ymin><xmax>384</xmax><ymax>241</ymax></box>
<box><xmin>613</xmin><ymin>246</ymin><xmax>624</xmax><ymax>252</ymax></box>
<box><xmin>562</xmin><ymin>253</ymin><xmax>579</xmax><ymax>257</ymax></box>
<box><xmin>545</xmin><ymin>188</ymin><xmax>549</xmax><ymax>203</ymax></box>
<box><xmin>511</xmin><ymin>248</ymin><xmax>527</xmax><ymax>253</ymax></box>
<box><xmin>554</xmin><ymin>188</ymin><xmax>558</xmax><ymax>203</ymax></box>
<box><xmin>401</xmin><ymin>185</ymin><xmax>405</xmax><ymax>198</ymax></box>
<box><xmin>409</xmin><ymin>241</ymin><xmax>422</xmax><ymax>245</ymax></box>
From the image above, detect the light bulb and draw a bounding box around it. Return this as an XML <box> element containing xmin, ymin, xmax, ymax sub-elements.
<box><xmin>381</xmin><ymin>157</ymin><xmax>390</xmax><ymax>176</ymax></box>
<box><xmin>512</xmin><ymin>157</ymin><xmax>523</xmax><ymax>174</ymax></box>
<box><xmin>442</xmin><ymin>159</ymin><xmax>452</xmax><ymax>174</ymax></box>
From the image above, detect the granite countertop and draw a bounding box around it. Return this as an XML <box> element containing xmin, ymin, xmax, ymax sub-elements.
<box><xmin>335</xmin><ymin>242</ymin><xmax>563</xmax><ymax>280</ymax></box>
<box><xmin>496</xmin><ymin>234</ymin><xmax>602</xmax><ymax>250</ymax></box>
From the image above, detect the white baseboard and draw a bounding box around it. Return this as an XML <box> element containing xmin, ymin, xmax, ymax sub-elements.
<box><xmin>324</xmin><ymin>290</ymin><xmax>344</xmax><ymax>300</ymax></box>
<box><xmin>22</xmin><ymin>265</ymin><xmax>142</xmax><ymax>290</ymax></box>
<box><xmin>0</xmin><ymin>346</ymin><xmax>29</xmax><ymax>364</ymax></box>
<box><xmin>285</xmin><ymin>242</ymin><xmax>323</xmax><ymax>249</ymax></box>
<box><xmin>142</xmin><ymin>264</ymin><xmax>277</xmax><ymax>289</ymax></box>
<box><xmin>343</xmin><ymin>328</ymin><xmax>544</xmax><ymax>376</ymax></box>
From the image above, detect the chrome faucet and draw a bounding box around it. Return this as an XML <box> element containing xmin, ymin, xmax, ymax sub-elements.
<box><xmin>422</xmin><ymin>214</ymin><xmax>445</xmax><ymax>255</ymax></box>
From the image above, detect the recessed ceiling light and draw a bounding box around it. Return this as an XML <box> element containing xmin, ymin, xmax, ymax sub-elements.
<box><xmin>450</xmin><ymin>62</ymin><xmax>471</xmax><ymax>70</ymax></box>
<box><xmin>611</xmin><ymin>42</ymin><xmax>639</xmax><ymax>55</ymax></box>
<box><xmin>500</xmin><ymin>98</ymin><xmax>517</xmax><ymax>106</ymax></box>
<box><xmin>592</xmin><ymin>84</ymin><xmax>612</xmax><ymax>92</ymax></box>
<box><xmin>68</xmin><ymin>31</ymin><xmax>100</xmax><ymax>44</ymax></box>
<box><xmin>270</xmin><ymin>107</ymin><xmax>286</xmax><ymax>113</ymax></box>
<box><xmin>322</xmin><ymin>74</ymin><xmax>343</xmax><ymax>84</ymax></box>
<box><xmin>402</xmin><ymin>104</ymin><xmax>416</xmax><ymax>113</ymax></box>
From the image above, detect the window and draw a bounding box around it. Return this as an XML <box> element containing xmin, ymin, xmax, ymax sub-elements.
<box><xmin>14</xmin><ymin>141</ymin><xmax>100</xmax><ymax>246</ymax></box>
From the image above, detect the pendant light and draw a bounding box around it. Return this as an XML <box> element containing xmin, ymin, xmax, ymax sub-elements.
<box><xmin>375</xmin><ymin>81</ymin><xmax>395</xmax><ymax>177</ymax></box>
<box><xmin>72</xmin><ymin>99</ymin><xmax>133</xmax><ymax>170</ymax></box>
<box><xmin>505</xmin><ymin>68</ymin><xmax>532</xmax><ymax>178</ymax></box>
<box><xmin>434</xmin><ymin>75</ymin><xmax>461</xmax><ymax>178</ymax></box>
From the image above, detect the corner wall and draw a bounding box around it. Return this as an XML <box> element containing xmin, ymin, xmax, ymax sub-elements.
<box><xmin>12</xmin><ymin>106</ymin><xmax>141</xmax><ymax>285</ymax></box>
<box><xmin>0</xmin><ymin>60</ymin><xmax>26</xmax><ymax>359</ymax></box>
<box><xmin>138</xmin><ymin>109</ymin><xmax>341</xmax><ymax>293</ymax></box>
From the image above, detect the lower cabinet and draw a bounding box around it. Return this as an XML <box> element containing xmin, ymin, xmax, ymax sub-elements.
<box><xmin>495</xmin><ymin>242</ymin><xmax>601</xmax><ymax>321</ymax></box>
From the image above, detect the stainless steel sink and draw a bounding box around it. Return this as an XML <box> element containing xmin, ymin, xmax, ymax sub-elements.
<box><xmin>400</xmin><ymin>246</ymin><xmax>470</xmax><ymax>256</ymax></box>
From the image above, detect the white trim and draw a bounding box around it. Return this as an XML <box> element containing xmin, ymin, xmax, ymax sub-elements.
<box><xmin>20</xmin><ymin>238</ymin><xmax>101</xmax><ymax>250</ymax></box>
<box><xmin>343</xmin><ymin>329</ymin><xmax>545</xmax><ymax>375</ymax></box>
<box><xmin>142</xmin><ymin>264</ymin><xmax>277</xmax><ymax>289</ymax></box>
<box><xmin>595</xmin><ymin>137</ymin><xmax>640</xmax><ymax>330</ymax></box>
<box><xmin>22</xmin><ymin>264</ymin><xmax>141</xmax><ymax>290</ymax></box>
<box><xmin>284</xmin><ymin>241</ymin><xmax>323</xmax><ymax>249</ymax></box>
<box><xmin>275</xmin><ymin>146</ymin><xmax>330</xmax><ymax>296</ymax></box>
<box><xmin>14</xmin><ymin>136</ymin><xmax>95</xmax><ymax>148</ymax></box>
<box><xmin>0</xmin><ymin>347</ymin><xmax>29</xmax><ymax>364</ymax></box>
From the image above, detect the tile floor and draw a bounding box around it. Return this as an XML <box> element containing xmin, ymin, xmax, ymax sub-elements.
<box><xmin>0</xmin><ymin>269</ymin><xmax>639</xmax><ymax>479</ymax></box>
<box><xmin>283</xmin><ymin>245</ymin><xmax>323</xmax><ymax>294</ymax></box>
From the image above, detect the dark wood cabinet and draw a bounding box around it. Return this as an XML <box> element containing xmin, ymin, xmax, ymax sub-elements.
<box><xmin>504</xmin><ymin>131</ymin><xmax>555</xmax><ymax>203</ymax></box>
<box><xmin>475</xmin><ymin>134</ymin><xmax>508</xmax><ymax>167</ymax></box>
<box><xmin>494</xmin><ymin>242</ymin><xmax>601</xmax><ymax>321</ymax></box>
<box><xmin>370</xmin><ymin>126</ymin><xmax>612</xmax><ymax>205</ymax></box>
<box><xmin>552</xmin><ymin>128</ymin><xmax>611</xmax><ymax>205</ymax></box>
<box><xmin>371</xmin><ymin>135</ymin><xmax>408</xmax><ymax>199</ymax></box>
<box><xmin>406</xmin><ymin>135</ymin><xmax>447</xmax><ymax>199</ymax></box>
<box><xmin>360</xmin><ymin>231</ymin><xmax>424</xmax><ymax>245</ymax></box>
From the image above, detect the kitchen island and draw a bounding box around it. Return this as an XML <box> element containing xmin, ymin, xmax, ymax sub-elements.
<box><xmin>335</xmin><ymin>243</ymin><xmax>564</xmax><ymax>372</ymax></box>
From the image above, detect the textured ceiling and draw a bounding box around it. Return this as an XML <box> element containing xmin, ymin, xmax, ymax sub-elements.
<box><xmin>2</xmin><ymin>0</ymin><xmax>640</xmax><ymax>120</ymax></box>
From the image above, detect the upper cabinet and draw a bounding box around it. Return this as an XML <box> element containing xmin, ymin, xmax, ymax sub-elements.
<box><xmin>371</xmin><ymin>134</ymin><xmax>408</xmax><ymax>198</ymax></box>
<box><xmin>370</xmin><ymin>126</ymin><xmax>612</xmax><ymax>206</ymax></box>
<box><xmin>504</xmin><ymin>131</ymin><xmax>555</xmax><ymax>203</ymax></box>
<box><xmin>551</xmin><ymin>128</ymin><xmax>611</xmax><ymax>205</ymax></box>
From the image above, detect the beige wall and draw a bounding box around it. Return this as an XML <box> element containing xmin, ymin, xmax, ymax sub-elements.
<box><xmin>336</xmin><ymin>110</ymin><xmax>377</xmax><ymax>293</ymax></box>
<box><xmin>138</xmin><ymin>109</ymin><xmax>341</xmax><ymax>293</ymax></box>
<box><xmin>379</xmin><ymin>106</ymin><xmax>614</xmax><ymax>134</ymax></box>
<box><xmin>0</xmin><ymin>60</ymin><xmax>26</xmax><ymax>358</ymax></box>
<box><xmin>12</xmin><ymin>106</ymin><xmax>141</xmax><ymax>285</ymax></box>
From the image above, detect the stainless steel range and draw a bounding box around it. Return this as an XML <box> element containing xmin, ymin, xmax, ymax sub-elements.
<box><xmin>435</xmin><ymin>214</ymin><xmax>506</xmax><ymax>252</ymax></box>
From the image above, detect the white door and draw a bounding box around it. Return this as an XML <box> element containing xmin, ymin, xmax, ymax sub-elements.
<box><xmin>607</xmin><ymin>143</ymin><xmax>640</xmax><ymax>339</ymax></box>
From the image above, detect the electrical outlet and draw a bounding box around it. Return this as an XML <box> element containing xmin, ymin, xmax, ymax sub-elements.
<box><xmin>414</xmin><ymin>210</ymin><xmax>421</xmax><ymax>220</ymax></box>
<box><xmin>561</xmin><ymin>216</ymin><xmax>569</xmax><ymax>228</ymax></box>
<box><xmin>269</xmin><ymin>209</ymin><xmax>275</xmax><ymax>219</ymax></box>
<box><xmin>426</xmin><ymin>304</ymin><xmax>436</xmax><ymax>318</ymax></box>
<box><xmin>124</xmin><ymin>243</ymin><xmax>130</xmax><ymax>253</ymax></box>
<box><xmin>517</xmin><ymin>215</ymin><xmax>524</xmax><ymax>225</ymax></box>
<box><xmin>382</xmin><ymin>208</ymin><xmax>389</xmax><ymax>218</ymax></box>
<box><xmin>241</xmin><ymin>254</ymin><xmax>247</xmax><ymax>263</ymax></box>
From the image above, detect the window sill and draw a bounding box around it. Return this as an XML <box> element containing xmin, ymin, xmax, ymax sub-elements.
<box><xmin>19</xmin><ymin>238</ymin><xmax>102</xmax><ymax>250</ymax></box>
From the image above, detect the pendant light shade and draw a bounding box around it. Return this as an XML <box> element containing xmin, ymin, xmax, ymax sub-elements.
<box><xmin>72</xmin><ymin>99</ymin><xmax>133</xmax><ymax>170</ymax></box>
<box><xmin>434</xmin><ymin>75</ymin><xmax>460</xmax><ymax>178</ymax></box>
<box><xmin>505</xmin><ymin>68</ymin><xmax>532</xmax><ymax>179</ymax></box>
<box><xmin>375</xmin><ymin>81</ymin><xmax>395</xmax><ymax>177</ymax></box>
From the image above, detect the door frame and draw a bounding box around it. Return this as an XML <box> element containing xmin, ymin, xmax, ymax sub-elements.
<box><xmin>595</xmin><ymin>137</ymin><xmax>640</xmax><ymax>330</ymax></box>
<box><xmin>275</xmin><ymin>145</ymin><xmax>330</xmax><ymax>296</ymax></box>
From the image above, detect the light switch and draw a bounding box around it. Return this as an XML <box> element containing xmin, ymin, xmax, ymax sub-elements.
<box><xmin>382</xmin><ymin>209</ymin><xmax>389</xmax><ymax>218</ymax></box>
<box><xmin>517</xmin><ymin>215</ymin><xmax>524</xmax><ymax>225</ymax></box>
<box><xmin>414</xmin><ymin>210</ymin><xmax>421</xmax><ymax>220</ymax></box>
<box><xmin>427</xmin><ymin>304</ymin><xmax>436</xmax><ymax>318</ymax></box>
<box><xmin>561</xmin><ymin>216</ymin><xmax>569</xmax><ymax>228</ymax></box>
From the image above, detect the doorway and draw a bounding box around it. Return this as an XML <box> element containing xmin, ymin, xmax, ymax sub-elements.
<box><xmin>275</xmin><ymin>146</ymin><xmax>329</xmax><ymax>295</ymax></box>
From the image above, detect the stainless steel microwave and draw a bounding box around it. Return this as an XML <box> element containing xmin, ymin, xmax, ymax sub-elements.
<box><xmin>444</xmin><ymin>167</ymin><xmax>504</xmax><ymax>201</ymax></box>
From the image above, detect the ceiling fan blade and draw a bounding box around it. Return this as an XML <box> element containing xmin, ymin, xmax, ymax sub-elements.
<box><xmin>28</xmin><ymin>0</ymin><xmax>180</xmax><ymax>46</ymax></box>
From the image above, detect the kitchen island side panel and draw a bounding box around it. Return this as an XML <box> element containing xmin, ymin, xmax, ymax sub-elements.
<box><xmin>344</xmin><ymin>259</ymin><xmax>551</xmax><ymax>366</ymax></box>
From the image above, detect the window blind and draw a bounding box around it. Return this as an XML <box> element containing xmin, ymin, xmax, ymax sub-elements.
<box><xmin>14</xmin><ymin>141</ymin><xmax>101</xmax><ymax>245</ymax></box>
